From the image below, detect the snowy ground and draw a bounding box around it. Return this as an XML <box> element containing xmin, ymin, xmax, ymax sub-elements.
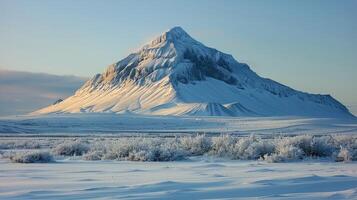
<box><xmin>0</xmin><ymin>159</ymin><xmax>356</xmax><ymax>200</ymax></box>
<box><xmin>1</xmin><ymin>113</ymin><xmax>357</xmax><ymax>135</ymax></box>
<box><xmin>1</xmin><ymin>114</ymin><xmax>357</xmax><ymax>199</ymax></box>
<box><xmin>0</xmin><ymin>134</ymin><xmax>356</xmax><ymax>199</ymax></box>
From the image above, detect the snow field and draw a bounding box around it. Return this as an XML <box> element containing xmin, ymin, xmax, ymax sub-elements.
<box><xmin>1</xmin><ymin>158</ymin><xmax>357</xmax><ymax>199</ymax></box>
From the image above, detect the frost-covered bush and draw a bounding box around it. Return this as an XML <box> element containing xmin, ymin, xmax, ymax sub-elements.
<box><xmin>209</xmin><ymin>135</ymin><xmax>236</xmax><ymax>158</ymax></box>
<box><xmin>103</xmin><ymin>138</ymin><xmax>140</xmax><ymax>160</ymax></box>
<box><xmin>2</xmin><ymin>134</ymin><xmax>357</xmax><ymax>163</ymax></box>
<box><xmin>265</xmin><ymin>145</ymin><xmax>304</xmax><ymax>163</ymax></box>
<box><xmin>269</xmin><ymin>135</ymin><xmax>336</xmax><ymax>159</ymax></box>
<box><xmin>79</xmin><ymin>138</ymin><xmax>182</xmax><ymax>161</ymax></box>
<box><xmin>333</xmin><ymin>135</ymin><xmax>357</xmax><ymax>147</ymax></box>
<box><xmin>208</xmin><ymin>135</ymin><xmax>275</xmax><ymax>160</ymax></box>
<box><xmin>292</xmin><ymin>135</ymin><xmax>312</xmax><ymax>152</ymax></box>
<box><xmin>82</xmin><ymin>139</ymin><xmax>111</xmax><ymax>160</ymax></box>
<box><xmin>10</xmin><ymin>151</ymin><xmax>53</xmax><ymax>163</ymax></box>
<box><xmin>335</xmin><ymin>146</ymin><xmax>352</xmax><ymax>162</ymax></box>
<box><xmin>232</xmin><ymin>135</ymin><xmax>275</xmax><ymax>159</ymax></box>
<box><xmin>53</xmin><ymin>141</ymin><xmax>90</xmax><ymax>156</ymax></box>
<box><xmin>180</xmin><ymin>134</ymin><xmax>211</xmax><ymax>155</ymax></box>
<box><xmin>83</xmin><ymin>150</ymin><xmax>104</xmax><ymax>161</ymax></box>
<box><xmin>333</xmin><ymin>135</ymin><xmax>357</xmax><ymax>161</ymax></box>
<box><xmin>154</xmin><ymin>140</ymin><xmax>186</xmax><ymax>161</ymax></box>
<box><xmin>273</xmin><ymin>135</ymin><xmax>311</xmax><ymax>155</ymax></box>
<box><xmin>96</xmin><ymin>137</ymin><xmax>187</xmax><ymax>161</ymax></box>
<box><xmin>127</xmin><ymin>141</ymin><xmax>185</xmax><ymax>161</ymax></box>
<box><xmin>309</xmin><ymin>136</ymin><xmax>335</xmax><ymax>157</ymax></box>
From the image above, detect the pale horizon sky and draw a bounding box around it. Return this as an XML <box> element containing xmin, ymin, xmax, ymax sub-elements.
<box><xmin>0</xmin><ymin>0</ymin><xmax>356</xmax><ymax>113</ymax></box>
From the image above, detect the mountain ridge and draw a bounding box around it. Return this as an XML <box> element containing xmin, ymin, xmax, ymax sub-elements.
<box><xmin>34</xmin><ymin>27</ymin><xmax>354</xmax><ymax>118</ymax></box>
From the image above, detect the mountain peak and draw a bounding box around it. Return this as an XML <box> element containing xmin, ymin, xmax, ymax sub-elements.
<box><xmin>165</xmin><ymin>26</ymin><xmax>189</xmax><ymax>38</ymax></box>
<box><xmin>34</xmin><ymin>28</ymin><xmax>354</xmax><ymax>118</ymax></box>
<box><xmin>148</xmin><ymin>26</ymin><xmax>195</xmax><ymax>47</ymax></box>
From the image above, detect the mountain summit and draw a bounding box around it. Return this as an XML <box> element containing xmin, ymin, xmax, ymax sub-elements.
<box><xmin>35</xmin><ymin>27</ymin><xmax>353</xmax><ymax>117</ymax></box>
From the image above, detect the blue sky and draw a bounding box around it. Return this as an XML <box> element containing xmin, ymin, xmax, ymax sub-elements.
<box><xmin>0</xmin><ymin>0</ymin><xmax>356</xmax><ymax>112</ymax></box>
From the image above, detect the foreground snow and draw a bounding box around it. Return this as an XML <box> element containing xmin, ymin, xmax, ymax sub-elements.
<box><xmin>0</xmin><ymin>134</ymin><xmax>356</xmax><ymax>199</ymax></box>
<box><xmin>0</xmin><ymin>159</ymin><xmax>356</xmax><ymax>200</ymax></box>
<box><xmin>1</xmin><ymin>114</ymin><xmax>357</xmax><ymax>199</ymax></box>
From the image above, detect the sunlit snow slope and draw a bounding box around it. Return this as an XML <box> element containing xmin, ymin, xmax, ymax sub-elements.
<box><xmin>34</xmin><ymin>27</ymin><xmax>353</xmax><ymax>118</ymax></box>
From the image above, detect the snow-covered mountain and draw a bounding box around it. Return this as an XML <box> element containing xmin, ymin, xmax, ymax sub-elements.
<box><xmin>34</xmin><ymin>27</ymin><xmax>353</xmax><ymax>118</ymax></box>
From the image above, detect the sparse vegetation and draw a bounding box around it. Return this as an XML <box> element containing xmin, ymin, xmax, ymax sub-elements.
<box><xmin>52</xmin><ymin>140</ymin><xmax>90</xmax><ymax>156</ymax></box>
<box><xmin>1</xmin><ymin>134</ymin><xmax>356</xmax><ymax>163</ymax></box>
<box><xmin>10</xmin><ymin>151</ymin><xmax>53</xmax><ymax>163</ymax></box>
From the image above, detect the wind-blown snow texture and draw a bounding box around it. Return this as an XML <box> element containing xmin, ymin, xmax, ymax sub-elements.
<box><xmin>35</xmin><ymin>27</ymin><xmax>353</xmax><ymax>118</ymax></box>
<box><xmin>1</xmin><ymin>159</ymin><xmax>356</xmax><ymax>200</ymax></box>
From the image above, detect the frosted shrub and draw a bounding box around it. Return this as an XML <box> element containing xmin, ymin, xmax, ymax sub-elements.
<box><xmin>309</xmin><ymin>136</ymin><xmax>335</xmax><ymax>157</ymax></box>
<box><xmin>102</xmin><ymin>141</ymin><xmax>132</xmax><ymax>160</ymax></box>
<box><xmin>263</xmin><ymin>137</ymin><xmax>305</xmax><ymax>162</ymax></box>
<box><xmin>293</xmin><ymin>135</ymin><xmax>313</xmax><ymax>154</ymax></box>
<box><xmin>132</xmin><ymin>139</ymin><xmax>186</xmax><ymax>161</ymax></box>
<box><xmin>265</xmin><ymin>145</ymin><xmax>304</xmax><ymax>163</ymax></box>
<box><xmin>10</xmin><ymin>151</ymin><xmax>53</xmax><ymax>163</ymax></box>
<box><xmin>128</xmin><ymin>150</ymin><xmax>149</xmax><ymax>161</ymax></box>
<box><xmin>276</xmin><ymin>135</ymin><xmax>312</xmax><ymax>154</ymax></box>
<box><xmin>351</xmin><ymin>148</ymin><xmax>357</xmax><ymax>161</ymax></box>
<box><xmin>209</xmin><ymin>135</ymin><xmax>236</xmax><ymax>158</ymax></box>
<box><xmin>102</xmin><ymin>138</ymin><xmax>186</xmax><ymax>161</ymax></box>
<box><xmin>333</xmin><ymin>135</ymin><xmax>357</xmax><ymax>161</ymax></box>
<box><xmin>83</xmin><ymin>151</ymin><xmax>104</xmax><ymax>161</ymax></box>
<box><xmin>127</xmin><ymin>144</ymin><xmax>184</xmax><ymax>161</ymax></box>
<box><xmin>124</xmin><ymin>139</ymin><xmax>159</xmax><ymax>161</ymax></box>
<box><xmin>149</xmin><ymin>140</ymin><xmax>186</xmax><ymax>161</ymax></box>
<box><xmin>2</xmin><ymin>134</ymin><xmax>357</xmax><ymax>163</ymax></box>
<box><xmin>53</xmin><ymin>141</ymin><xmax>90</xmax><ymax>156</ymax></box>
<box><xmin>232</xmin><ymin>136</ymin><xmax>255</xmax><ymax>159</ymax></box>
<box><xmin>179</xmin><ymin>134</ymin><xmax>211</xmax><ymax>155</ymax></box>
<box><xmin>232</xmin><ymin>135</ymin><xmax>275</xmax><ymax>159</ymax></box>
<box><xmin>83</xmin><ymin>140</ymin><xmax>109</xmax><ymax>160</ymax></box>
<box><xmin>242</xmin><ymin>140</ymin><xmax>274</xmax><ymax>159</ymax></box>
<box><xmin>273</xmin><ymin>135</ymin><xmax>335</xmax><ymax>158</ymax></box>
<box><xmin>209</xmin><ymin>134</ymin><xmax>275</xmax><ymax>160</ymax></box>
<box><xmin>334</xmin><ymin>135</ymin><xmax>357</xmax><ymax>148</ymax></box>
<box><xmin>335</xmin><ymin>146</ymin><xmax>352</xmax><ymax>162</ymax></box>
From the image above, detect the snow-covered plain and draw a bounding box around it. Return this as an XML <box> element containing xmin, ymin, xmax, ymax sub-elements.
<box><xmin>1</xmin><ymin>114</ymin><xmax>357</xmax><ymax>199</ymax></box>
<box><xmin>1</xmin><ymin>159</ymin><xmax>357</xmax><ymax>200</ymax></box>
<box><xmin>0</xmin><ymin>132</ymin><xmax>356</xmax><ymax>199</ymax></box>
<box><xmin>1</xmin><ymin>113</ymin><xmax>357</xmax><ymax>135</ymax></box>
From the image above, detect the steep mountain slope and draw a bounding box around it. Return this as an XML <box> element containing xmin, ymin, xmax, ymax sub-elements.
<box><xmin>34</xmin><ymin>27</ymin><xmax>353</xmax><ymax>118</ymax></box>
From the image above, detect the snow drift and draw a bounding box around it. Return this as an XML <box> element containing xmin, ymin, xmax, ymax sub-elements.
<box><xmin>34</xmin><ymin>27</ymin><xmax>353</xmax><ymax>117</ymax></box>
